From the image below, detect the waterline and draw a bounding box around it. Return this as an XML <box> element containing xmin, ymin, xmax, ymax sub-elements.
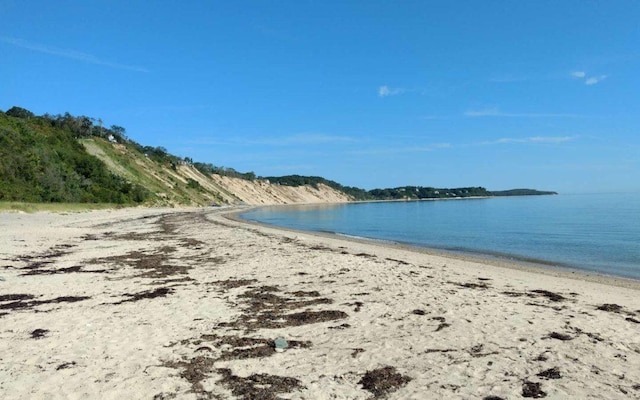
<box><xmin>240</xmin><ymin>194</ymin><xmax>640</xmax><ymax>280</ymax></box>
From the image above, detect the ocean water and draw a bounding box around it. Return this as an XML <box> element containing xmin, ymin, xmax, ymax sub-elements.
<box><xmin>240</xmin><ymin>193</ymin><xmax>640</xmax><ymax>280</ymax></box>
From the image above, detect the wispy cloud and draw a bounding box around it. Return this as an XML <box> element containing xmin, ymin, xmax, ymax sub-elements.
<box><xmin>479</xmin><ymin>135</ymin><xmax>579</xmax><ymax>145</ymax></box>
<box><xmin>378</xmin><ymin>85</ymin><xmax>405</xmax><ymax>98</ymax></box>
<box><xmin>256</xmin><ymin>133</ymin><xmax>358</xmax><ymax>146</ymax></box>
<box><xmin>571</xmin><ymin>70</ymin><xmax>607</xmax><ymax>85</ymax></box>
<box><xmin>191</xmin><ymin>133</ymin><xmax>358</xmax><ymax>147</ymax></box>
<box><xmin>0</xmin><ymin>36</ymin><xmax>148</xmax><ymax>72</ymax></box>
<box><xmin>585</xmin><ymin>75</ymin><xmax>607</xmax><ymax>85</ymax></box>
<box><xmin>464</xmin><ymin>107</ymin><xmax>580</xmax><ymax>118</ymax></box>
<box><xmin>350</xmin><ymin>142</ymin><xmax>451</xmax><ymax>155</ymax></box>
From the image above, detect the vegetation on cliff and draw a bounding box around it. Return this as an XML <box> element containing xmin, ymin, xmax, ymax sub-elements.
<box><xmin>262</xmin><ymin>178</ymin><xmax>555</xmax><ymax>200</ymax></box>
<box><xmin>0</xmin><ymin>106</ymin><xmax>556</xmax><ymax>205</ymax></box>
<box><xmin>262</xmin><ymin>175</ymin><xmax>371</xmax><ymax>200</ymax></box>
<box><xmin>0</xmin><ymin>108</ymin><xmax>149</xmax><ymax>203</ymax></box>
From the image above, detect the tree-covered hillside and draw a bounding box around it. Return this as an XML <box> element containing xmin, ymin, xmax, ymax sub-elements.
<box><xmin>0</xmin><ymin>107</ymin><xmax>149</xmax><ymax>203</ymax></box>
<box><xmin>489</xmin><ymin>189</ymin><xmax>558</xmax><ymax>196</ymax></box>
<box><xmin>368</xmin><ymin>186</ymin><xmax>491</xmax><ymax>200</ymax></box>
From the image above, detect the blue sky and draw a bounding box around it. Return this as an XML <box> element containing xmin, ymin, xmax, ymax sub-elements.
<box><xmin>2</xmin><ymin>1</ymin><xmax>639</xmax><ymax>193</ymax></box>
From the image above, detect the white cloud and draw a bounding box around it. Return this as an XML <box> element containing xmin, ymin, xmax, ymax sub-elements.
<box><xmin>464</xmin><ymin>108</ymin><xmax>579</xmax><ymax>118</ymax></box>
<box><xmin>528</xmin><ymin>136</ymin><xmax>575</xmax><ymax>143</ymax></box>
<box><xmin>571</xmin><ymin>70</ymin><xmax>608</xmax><ymax>85</ymax></box>
<box><xmin>464</xmin><ymin>108</ymin><xmax>501</xmax><ymax>117</ymax></box>
<box><xmin>585</xmin><ymin>75</ymin><xmax>607</xmax><ymax>85</ymax></box>
<box><xmin>0</xmin><ymin>36</ymin><xmax>148</xmax><ymax>72</ymax></box>
<box><xmin>378</xmin><ymin>85</ymin><xmax>404</xmax><ymax>97</ymax></box>
<box><xmin>481</xmin><ymin>135</ymin><xmax>578</xmax><ymax>145</ymax></box>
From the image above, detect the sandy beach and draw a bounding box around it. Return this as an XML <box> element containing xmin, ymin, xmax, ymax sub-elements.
<box><xmin>1</xmin><ymin>207</ymin><xmax>639</xmax><ymax>399</ymax></box>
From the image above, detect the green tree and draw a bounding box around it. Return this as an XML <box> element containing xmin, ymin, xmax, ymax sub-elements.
<box><xmin>6</xmin><ymin>106</ymin><xmax>35</xmax><ymax>119</ymax></box>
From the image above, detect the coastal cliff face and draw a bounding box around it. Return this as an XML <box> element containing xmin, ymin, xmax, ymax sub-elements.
<box><xmin>82</xmin><ymin>138</ymin><xmax>351</xmax><ymax>206</ymax></box>
<box><xmin>206</xmin><ymin>174</ymin><xmax>352</xmax><ymax>205</ymax></box>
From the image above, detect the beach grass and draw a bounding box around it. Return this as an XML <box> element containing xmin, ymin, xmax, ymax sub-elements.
<box><xmin>0</xmin><ymin>201</ymin><xmax>127</xmax><ymax>213</ymax></box>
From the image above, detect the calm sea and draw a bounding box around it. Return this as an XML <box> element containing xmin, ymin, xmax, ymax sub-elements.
<box><xmin>240</xmin><ymin>193</ymin><xmax>640</xmax><ymax>280</ymax></box>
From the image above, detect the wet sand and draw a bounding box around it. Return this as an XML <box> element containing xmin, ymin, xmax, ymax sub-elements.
<box><xmin>1</xmin><ymin>207</ymin><xmax>639</xmax><ymax>399</ymax></box>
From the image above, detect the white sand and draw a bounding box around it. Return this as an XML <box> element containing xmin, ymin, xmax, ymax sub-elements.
<box><xmin>0</xmin><ymin>207</ymin><xmax>639</xmax><ymax>399</ymax></box>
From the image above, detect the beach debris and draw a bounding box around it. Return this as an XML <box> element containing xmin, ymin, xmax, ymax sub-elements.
<box><xmin>30</xmin><ymin>329</ymin><xmax>49</xmax><ymax>339</ymax></box>
<box><xmin>502</xmin><ymin>290</ymin><xmax>567</xmax><ymax>303</ymax></box>
<box><xmin>274</xmin><ymin>337</ymin><xmax>288</xmax><ymax>352</ymax></box>
<box><xmin>216</xmin><ymin>368</ymin><xmax>303</xmax><ymax>400</ymax></box>
<box><xmin>283</xmin><ymin>310</ymin><xmax>349</xmax><ymax>327</ymax></box>
<box><xmin>196</xmin><ymin>334</ymin><xmax>311</xmax><ymax>361</ymax></box>
<box><xmin>468</xmin><ymin>344</ymin><xmax>499</xmax><ymax>358</ymax></box>
<box><xmin>217</xmin><ymin>285</ymin><xmax>345</xmax><ymax>330</ymax></box>
<box><xmin>358</xmin><ymin>366</ymin><xmax>412</xmax><ymax>398</ymax></box>
<box><xmin>429</xmin><ymin>316</ymin><xmax>451</xmax><ymax>332</ymax></box>
<box><xmin>351</xmin><ymin>348</ymin><xmax>365</xmax><ymax>358</ymax></box>
<box><xmin>112</xmin><ymin>287</ymin><xmax>173</xmax><ymax>304</ymax></box>
<box><xmin>0</xmin><ymin>295</ymin><xmax>91</xmax><ymax>312</ymax></box>
<box><xmin>289</xmin><ymin>290</ymin><xmax>321</xmax><ymax>297</ymax></box>
<box><xmin>163</xmin><ymin>356</ymin><xmax>215</xmax><ymax>394</ymax></box>
<box><xmin>329</xmin><ymin>323</ymin><xmax>351</xmax><ymax>330</ymax></box>
<box><xmin>570</xmin><ymin>326</ymin><xmax>604</xmax><ymax>342</ymax></box>
<box><xmin>546</xmin><ymin>332</ymin><xmax>573</xmax><ymax>341</ymax></box>
<box><xmin>386</xmin><ymin>258</ymin><xmax>411</xmax><ymax>266</ymax></box>
<box><xmin>348</xmin><ymin>301</ymin><xmax>364</xmax><ymax>312</ymax></box>
<box><xmin>424</xmin><ymin>348</ymin><xmax>456</xmax><ymax>354</ymax></box>
<box><xmin>20</xmin><ymin>265</ymin><xmax>108</xmax><ymax>276</ymax></box>
<box><xmin>522</xmin><ymin>381</ymin><xmax>546</xmax><ymax>398</ymax></box>
<box><xmin>448</xmin><ymin>281</ymin><xmax>490</xmax><ymax>289</ymax></box>
<box><xmin>56</xmin><ymin>361</ymin><xmax>77</xmax><ymax>370</ymax></box>
<box><xmin>355</xmin><ymin>253</ymin><xmax>376</xmax><ymax>258</ymax></box>
<box><xmin>211</xmin><ymin>278</ymin><xmax>258</xmax><ymax>290</ymax></box>
<box><xmin>163</xmin><ymin>334</ymin><xmax>311</xmax><ymax>399</ymax></box>
<box><xmin>435</xmin><ymin>322</ymin><xmax>451</xmax><ymax>332</ymax></box>
<box><xmin>0</xmin><ymin>294</ymin><xmax>35</xmax><ymax>302</ymax></box>
<box><xmin>180</xmin><ymin>237</ymin><xmax>205</xmax><ymax>248</ymax></box>
<box><xmin>596</xmin><ymin>303</ymin><xmax>639</xmax><ymax>322</ymax></box>
<box><xmin>537</xmin><ymin>367</ymin><xmax>562</xmax><ymax>380</ymax></box>
<box><xmin>412</xmin><ymin>309</ymin><xmax>426</xmax><ymax>315</ymax></box>
<box><xmin>529</xmin><ymin>290</ymin><xmax>566</xmax><ymax>302</ymax></box>
<box><xmin>597</xmin><ymin>303</ymin><xmax>623</xmax><ymax>313</ymax></box>
<box><xmin>90</xmin><ymin>245</ymin><xmax>191</xmax><ymax>279</ymax></box>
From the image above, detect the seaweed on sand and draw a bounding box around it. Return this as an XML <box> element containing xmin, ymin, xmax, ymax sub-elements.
<box><xmin>358</xmin><ymin>366</ymin><xmax>412</xmax><ymax>398</ymax></box>
<box><xmin>216</xmin><ymin>368</ymin><xmax>303</xmax><ymax>400</ymax></box>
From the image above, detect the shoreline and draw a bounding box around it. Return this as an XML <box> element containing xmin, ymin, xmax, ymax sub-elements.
<box><xmin>227</xmin><ymin>206</ymin><xmax>640</xmax><ymax>291</ymax></box>
<box><xmin>1</xmin><ymin>207</ymin><xmax>639</xmax><ymax>399</ymax></box>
